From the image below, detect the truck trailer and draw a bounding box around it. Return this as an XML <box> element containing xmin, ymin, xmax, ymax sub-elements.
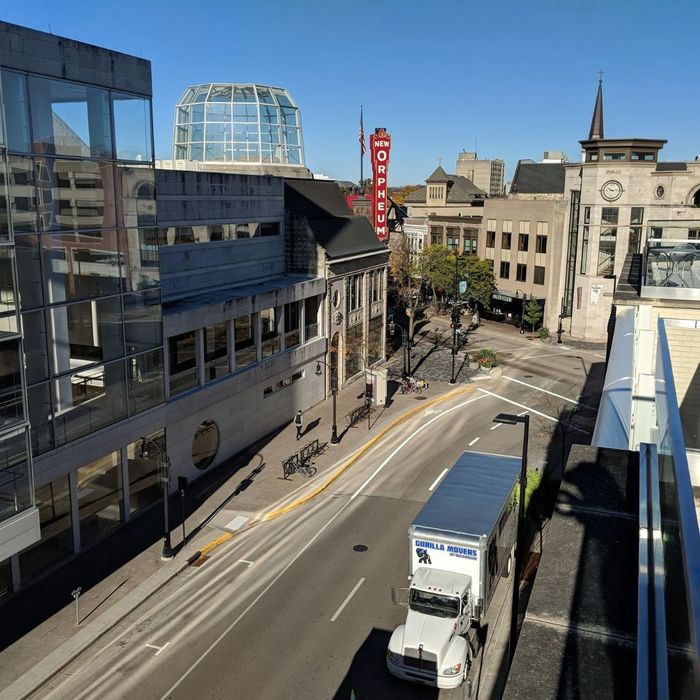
<box><xmin>387</xmin><ymin>451</ymin><xmax>521</xmax><ymax>689</ymax></box>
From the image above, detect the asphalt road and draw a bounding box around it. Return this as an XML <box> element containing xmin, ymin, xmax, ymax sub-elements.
<box><xmin>38</xmin><ymin>340</ymin><xmax>603</xmax><ymax>700</ymax></box>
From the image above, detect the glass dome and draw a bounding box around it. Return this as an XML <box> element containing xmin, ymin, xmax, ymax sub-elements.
<box><xmin>172</xmin><ymin>83</ymin><xmax>304</xmax><ymax>166</ymax></box>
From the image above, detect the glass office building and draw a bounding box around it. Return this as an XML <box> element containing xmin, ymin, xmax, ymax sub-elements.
<box><xmin>172</xmin><ymin>83</ymin><xmax>305</xmax><ymax>167</ymax></box>
<box><xmin>0</xmin><ymin>68</ymin><xmax>164</xmax><ymax>458</ymax></box>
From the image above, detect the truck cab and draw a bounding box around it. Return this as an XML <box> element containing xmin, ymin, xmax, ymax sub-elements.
<box><xmin>386</xmin><ymin>567</ymin><xmax>473</xmax><ymax>688</ymax></box>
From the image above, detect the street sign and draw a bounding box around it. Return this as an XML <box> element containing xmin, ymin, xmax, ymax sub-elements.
<box><xmin>459</xmin><ymin>281</ymin><xmax>467</xmax><ymax>294</ymax></box>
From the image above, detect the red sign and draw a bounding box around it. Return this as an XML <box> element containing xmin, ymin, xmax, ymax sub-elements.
<box><xmin>370</xmin><ymin>128</ymin><xmax>391</xmax><ymax>242</ymax></box>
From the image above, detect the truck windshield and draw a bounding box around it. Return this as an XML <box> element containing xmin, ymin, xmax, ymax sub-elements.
<box><xmin>409</xmin><ymin>589</ymin><xmax>460</xmax><ymax>619</ymax></box>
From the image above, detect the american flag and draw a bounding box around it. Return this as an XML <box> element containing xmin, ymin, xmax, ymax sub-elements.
<box><xmin>359</xmin><ymin>107</ymin><xmax>366</xmax><ymax>156</ymax></box>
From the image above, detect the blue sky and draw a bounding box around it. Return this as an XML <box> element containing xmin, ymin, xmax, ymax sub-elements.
<box><xmin>3</xmin><ymin>0</ymin><xmax>698</xmax><ymax>184</ymax></box>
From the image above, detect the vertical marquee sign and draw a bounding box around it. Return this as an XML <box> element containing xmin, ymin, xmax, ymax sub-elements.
<box><xmin>370</xmin><ymin>127</ymin><xmax>391</xmax><ymax>242</ymax></box>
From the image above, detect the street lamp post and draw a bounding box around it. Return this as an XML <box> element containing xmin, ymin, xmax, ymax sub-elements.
<box><xmin>556</xmin><ymin>299</ymin><xmax>565</xmax><ymax>344</ymax></box>
<box><xmin>315</xmin><ymin>361</ymin><xmax>339</xmax><ymax>444</ymax></box>
<box><xmin>492</xmin><ymin>412</ymin><xmax>530</xmax><ymax>667</ymax></box>
<box><xmin>515</xmin><ymin>289</ymin><xmax>526</xmax><ymax>334</ymax></box>
<box><xmin>139</xmin><ymin>437</ymin><xmax>174</xmax><ymax>560</ymax></box>
<box><xmin>389</xmin><ymin>318</ymin><xmax>411</xmax><ymax>377</ymax></box>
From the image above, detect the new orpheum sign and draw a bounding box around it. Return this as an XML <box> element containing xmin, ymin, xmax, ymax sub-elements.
<box><xmin>370</xmin><ymin>127</ymin><xmax>391</xmax><ymax>242</ymax></box>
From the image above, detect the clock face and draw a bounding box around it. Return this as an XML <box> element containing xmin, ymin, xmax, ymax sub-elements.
<box><xmin>600</xmin><ymin>180</ymin><xmax>623</xmax><ymax>202</ymax></box>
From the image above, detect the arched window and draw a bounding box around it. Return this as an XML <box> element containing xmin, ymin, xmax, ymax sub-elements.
<box><xmin>692</xmin><ymin>189</ymin><xmax>700</xmax><ymax>207</ymax></box>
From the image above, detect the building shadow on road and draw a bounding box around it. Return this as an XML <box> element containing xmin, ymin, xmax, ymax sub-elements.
<box><xmin>332</xmin><ymin>628</ymin><xmax>438</xmax><ymax>700</ymax></box>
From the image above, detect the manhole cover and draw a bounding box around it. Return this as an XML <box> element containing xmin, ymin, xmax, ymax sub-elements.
<box><xmin>353</xmin><ymin>544</ymin><xmax>368</xmax><ymax>552</ymax></box>
<box><xmin>414</xmin><ymin>395</ymin><xmax>428</xmax><ymax>400</ymax></box>
<box><xmin>523</xmin><ymin>375</ymin><xmax>533</xmax><ymax>378</ymax></box>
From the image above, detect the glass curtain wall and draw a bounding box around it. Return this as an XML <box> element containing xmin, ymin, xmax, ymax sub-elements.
<box><xmin>173</xmin><ymin>84</ymin><xmax>304</xmax><ymax>166</ymax></box>
<box><xmin>0</xmin><ymin>68</ymin><xmax>164</xmax><ymax>456</ymax></box>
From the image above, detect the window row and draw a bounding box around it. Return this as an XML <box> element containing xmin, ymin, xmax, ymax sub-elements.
<box><xmin>1</xmin><ymin>70</ymin><xmax>153</xmax><ymax>162</ymax></box>
<box><xmin>157</xmin><ymin>221</ymin><xmax>280</xmax><ymax>246</ymax></box>
<box><xmin>178</xmin><ymin>85</ymin><xmax>296</xmax><ymax>108</ymax></box>
<box><xmin>0</xmin><ymin>428</ymin><xmax>32</xmax><ymax>527</ymax></box>
<box><xmin>0</xmin><ymin>247</ymin><xmax>19</xmax><ymax>333</ymax></box>
<box><xmin>14</xmin><ymin>230</ymin><xmax>159</xmax><ymax>310</ymax></box>
<box><xmin>498</xmin><ymin>262</ymin><xmax>546</xmax><ymax>285</ymax></box>
<box><xmin>168</xmin><ymin>296</ymin><xmax>321</xmax><ymax>397</ymax></box>
<box><xmin>174</xmin><ymin>122</ymin><xmax>300</xmax><ymax>145</ymax></box>
<box><xmin>0</xmin><ymin>156</ymin><xmax>156</xmax><ymax>236</ymax></box>
<box><xmin>28</xmin><ymin>349</ymin><xmax>164</xmax><ymax>455</ymax></box>
<box><xmin>176</xmin><ymin>102</ymin><xmax>298</xmax><ymax>127</ymax></box>
<box><xmin>263</xmin><ymin>370</ymin><xmax>305</xmax><ymax>398</ymax></box>
<box><xmin>173</xmin><ymin>142</ymin><xmax>303</xmax><ymax>165</ymax></box>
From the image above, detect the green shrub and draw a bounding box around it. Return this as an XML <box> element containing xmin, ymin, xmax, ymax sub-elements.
<box><xmin>539</xmin><ymin>326</ymin><xmax>551</xmax><ymax>340</ymax></box>
<box><xmin>474</xmin><ymin>348</ymin><xmax>499</xmax><ymax>368</ymax></box>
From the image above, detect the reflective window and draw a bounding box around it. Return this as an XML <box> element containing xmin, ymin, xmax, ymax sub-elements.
<box><xmin>35</xmin><ymin>158</ymin><xmax>116</xmax><ymax>232</ymax></box>
<box><xmin>49</xmin><ymin>297</ymin><xmax>123</xmax><ymax>375</ymax></box>
<box><xmin>77</xmin><ymin>450</ymin><xmax>123</xmax><ymax>547</ymax></box>
<box><xmin>1</xmin><ymin>70</ymin><xmax>31</xmax><ymax>152</ymax></box>
<box><xmin>234</xmin><ymin>314</ymin><xmax>256</xmax><ymax>369</ymax></box>
<box><xmin>1</xmin><ymin>156</ymin><xmax>37</xmax><ymax>233</ymax></box>
<box><xmin>0</xmin><ymin>429</ymin><xmax>31</xmax><ymax>524</ymax></box>
<box><xmin>284</xmin><ymin>301</ymin><xmax>301</xmax><ymax>350</ymax></box>
<box><xmin>13</xmin><ymin>234</ymin><xmax>43</xmax><ymax>309</ymax></box>
<box><xmin>52</xmin><ymin>359</ymin><xmax>127</xmax><ymax>446</ymax></box>
<box><xmin>27</xmin><ymin>382</ymin><xmax>54</xmax><ymax>455</ymax></box>
<box><xmin>516</xmin><ymin>263</ymin><xmax>527</xmax><ymax>282</ymax></box>
<box><xmin>124</xmin><ymin>290</ymin><xmax>162</xmax><ymax>354</ymax></box>
<box><xmin>168</xmin><ymin>331</ymin><xmax>197</xmax><ymax>396</ymax></box>
<box><xmin>260</xmin><ymin>308</ymin><xmax>279</xmax><ymax>358</ymax></box>
<box><xmin>22</xmin><ymin>310</ymin><xmax>49</xmax><ymax>384</ymax></box>
<box><xmin>534</xmin><ymin>266</ymin><xmax>545</xmax><ymax>285</ymax></box>
<box><xmin>112</xmin><ymin>93</ymin><xmax>153</xmax><ymax>162</ymax></box>
<box><xmin>127</xmin><ymin>349</ymin><xmax>164</xmax><ymax>414</ymax></box>
<box><xmin>204</xmin><ymin>323</ymin><xmax>228</xmax><ymax>382</ymax></box>
<box><xmin>115</xmin><ymin>166</ymin><xmax>156</xmax><ymax>229</ymax></box>
<box><xmin>28</xmin><ymin>77</ymin><xmax>112</xmax><ymax>158</ymax></box>
<box><xmin>304</xmin><ymin>295</ymin><xmax>320</xmax><ymax>340</ymax></box>
<box><xmin>0</xmin><ymin>338</ymin><xmax>24</xmax><ymax>427</ymax></box>
<box><xmin>127</xmin><ymin>430</ymin><xmax>163</xmax><ymax>514</ymax></box>
<box><xmin>192</xmin><ymin>420</ymin><xmax>219</xmax><ymax>470</ymax></box>
<box><xmin>19</xmin><ymin>476</ymin><xmax>73</xmax><ymax>581</ymax></box>
<box><xmin>41</xmin><ymin>230</ymin><xmax>121</xmax><ymax>302</ymax></box>
<box><xmin>119</xmin><ymin>228</ymin><xmax>160</xmax><ymax>291</ymax></box>
<box><xmin>0</xmin><ymin>248</ymin><xmax>18</xmax><ymax>332</ymax></box>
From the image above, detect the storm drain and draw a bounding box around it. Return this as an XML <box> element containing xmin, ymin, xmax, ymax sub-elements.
<box><xmin>353</xmin><ymin>545</ymin><xmax>368</xmax><ymax>552</ymax></box>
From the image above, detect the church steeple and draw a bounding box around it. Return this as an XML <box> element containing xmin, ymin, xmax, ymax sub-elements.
<box><xmin>588</xmin><ymin>72</ymin><xmax>604</xmax><ymax>140</ymax></box>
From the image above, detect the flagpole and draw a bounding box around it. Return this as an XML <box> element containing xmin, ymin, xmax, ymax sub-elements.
<box><xmin>360</xmin><ymin>105</ymin><xmax>364</xmax><ymax>194</ymax></box>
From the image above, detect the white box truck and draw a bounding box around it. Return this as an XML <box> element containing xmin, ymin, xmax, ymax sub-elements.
<box><xmin>387</xmin><ymin>451</ymin><xmax>521</xmax><ymax>689</ymax></box>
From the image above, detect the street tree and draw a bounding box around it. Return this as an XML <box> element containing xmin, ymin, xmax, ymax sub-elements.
<box><xmin>420</xmin><ymin>245</ymin><xmax>455</xmax><ymax>306</ymax></box>
<box><xmin>459</xmin><ymin>256</ymin><xmax>496</xmax><ymax>312</ymax></box>
<box><xmin>522</xmin><ymin>294</ymin><xmax>543</xmax><ymax>335</ymax></box>
<box><xmin>388</xmin><ymin>185</ymin><xmax>421</xmax><ymax>206</ymax></box>
<box><xmin>388</xmin><ymin>233</ymin><xmax>423</xmax><ymax>343</ymax></box>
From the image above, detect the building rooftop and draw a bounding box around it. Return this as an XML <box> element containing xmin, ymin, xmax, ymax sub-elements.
<box><xmin>510</xmin><ymin>162</ymin><xmax>566</xmax><ymax>194</ymax></box>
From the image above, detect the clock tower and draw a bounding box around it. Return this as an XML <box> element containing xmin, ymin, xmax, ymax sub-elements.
<box><xmin>560</xmin><ymin>76</ymin><xmax>667</xmax><ymax>341</ymax></box>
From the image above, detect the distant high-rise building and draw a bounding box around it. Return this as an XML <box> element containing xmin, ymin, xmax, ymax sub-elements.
<box><xmin>162</xmin><ymin>83</ymin><xmax>310</xmax><ymax>178</ymax></box>
<box><xmin>455</xmin><ymin>151</ymin><xmax>505</xmax><ymax>196</ymax></box>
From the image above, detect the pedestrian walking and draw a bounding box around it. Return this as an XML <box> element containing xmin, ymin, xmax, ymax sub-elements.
<box><xmin>294</xmin><ymin>410</ymin><xmax>303</xmax><ymax>440</ymax></box>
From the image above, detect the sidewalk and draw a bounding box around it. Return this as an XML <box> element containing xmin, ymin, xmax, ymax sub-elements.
<box><xmin>0</xmin><ymin>373</ymin><xmax>471</xmax><ymax>699</ymax></box>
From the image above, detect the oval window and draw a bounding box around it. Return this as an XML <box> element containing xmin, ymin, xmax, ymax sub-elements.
<box><xmin>655</xmin><ymin>185</ymin><xmax>665</xmax><ymax>198</ymax></box>
<box><xmin>192</xmin><ymin>419</ymin><xmax>219</xmax><ymax>470</ymax></box>
<box><xmin>332</xmin><ymin>288</ymin><xmax>341</xmax><ymax>308</ymax></box>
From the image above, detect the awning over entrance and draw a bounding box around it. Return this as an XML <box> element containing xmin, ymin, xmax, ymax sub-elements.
<box><xmin>492</xmin><ymin>290</ymin><xmax>544</xmax><ymax>303</ymax></box>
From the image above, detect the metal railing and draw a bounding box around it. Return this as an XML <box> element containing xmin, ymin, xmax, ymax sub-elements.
<box><xmin>636</xmin><ymin>319</ymin><xmax>700</xmax><ymax>698</ymax></box>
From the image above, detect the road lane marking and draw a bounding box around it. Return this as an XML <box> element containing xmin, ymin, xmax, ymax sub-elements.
<box><xmin>468</xmin><ymin>437</ymin><xmax>480</xmax><ymax>446</ymax></box>
<box><xmin>476</xmin><ymin>388</ymin><xmax>557</xmax><ymax>422</ymax></box>
<box><xmin>350</xmin><ymin>394</ymin><xmax>489</xmax><ymax>501</ymax></box>
<box><xmin>224</xmin><ymin>515</ymin><xmax>250</xmax><ymax>531</ymax></box>
<box><xmin>145</xmin><ymin>642</ymin><xmax>169</xmax><ymax>656</ymax></box>
<box><xmin>490</xmin><ymin>423</ymin><xmax>501</xmax><ymax>430</ymax></box>
<box><xmin>330</xmin><ymin>578</ymin><xmax>366</xmax><ymax>622</ymax></box>
<box><xmin>428</xmin><ymin>468</ymin><xmax>449</xmax><ymax>491</ymax></box>
<box><xmin>501</xmin><ymin>375</ymin><xmax>579</xmax><ymax>404</ymax></box>
<box><xmin>238</xmin><ymin>559</ymin><xmax>255</xmax><ymax>567</ymax></box>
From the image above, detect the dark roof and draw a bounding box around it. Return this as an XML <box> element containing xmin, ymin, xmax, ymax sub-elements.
<box><xmin>426</xmin><ymin>165</ymin><xmax>451</xmax><ymax>182</ymax></box>
<box><xmin>655</xmin><ymin>162</ymin><xmax>688</xmax><ymax>172</ymax></box>
<box><xmin>284</xmin><ymin>178</ymin><xmax>386</xmax><ymax>259</ymax></box>
<box><xmin>284</xmin><ymin>178</ymin><xmax>353</xmax><ymax>217</ymax></box>
<box><xmin>511</xmin><ymin>162</ymin><xmax>566</xmax><ymax>194</ymax></box>
<box><xmin>404</xmin><ymin>174</ymin><xmax>487</xmax><ymax>205</ymax></box>
<box><xmin>307</xmin><ymin>216</ymin><xmax>386</xmax><ymax>259</ymax></box>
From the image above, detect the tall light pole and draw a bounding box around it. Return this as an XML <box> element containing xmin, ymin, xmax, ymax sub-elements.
<box><xmin>492</xmin><ymin>413</ymin><xmax>529</xmax><ymax>667</ymax></box>
<box><xmin>515</xmin><ymin>289</ymin><xmax>526</xmax><ymax>334</ymax></box>
<box><xmin>389</xmin><ymin>318</ymin><xmax>410</xmax><ymax>377</ymax></box>
<box><xmin>315</xmin><ymin>361</ymin><xmax>339</xmax><ymax>444</ymax></box>
<box><xmin>139</xmin><ymin>437</ymin><xmax>174</xmax><ymax>560</ymax></box>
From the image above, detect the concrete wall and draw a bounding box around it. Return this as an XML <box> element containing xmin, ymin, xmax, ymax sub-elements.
<box><xmin>0</xmin><ymin>21</ymin><xmax>151</xmax><ymax>95</ymax></box>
